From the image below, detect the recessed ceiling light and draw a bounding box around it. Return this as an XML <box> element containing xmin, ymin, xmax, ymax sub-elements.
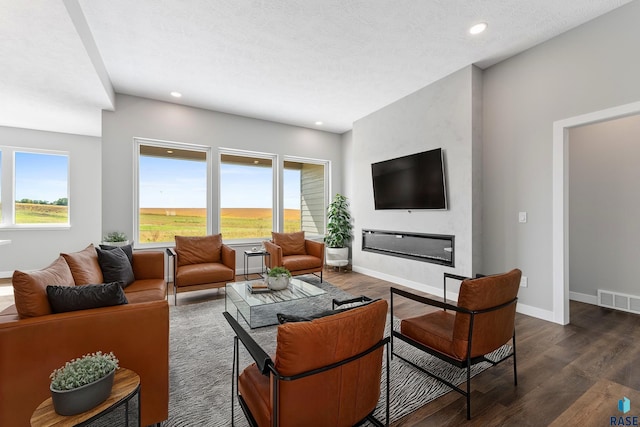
<box><xmin>170</xmin><ymin>91</ymin><xmax>182</xmax><ymax>98</ymax></box>
<box><xmin>253</xmin><ymin>160</ymin><xmax>259</xmax><ymax>164</ymax></box>
<box><xmin>469</xmin><ymin>22</ymin><xmax>488</xmax><ymax>35</ymax></box>
<box><xmin>167</xmin><ymin>150</ymin><xmax>173</xmax><ymax>154</ymax></box>
<box><xmin>315</xmin><ymin>121</ymin><xmax>323</xmax><ymax>125</ymax></box>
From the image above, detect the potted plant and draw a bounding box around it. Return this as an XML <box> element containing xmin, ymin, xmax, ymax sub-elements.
<box><xmin>49</xmin><ymin>351</ymin><xmax>119</xmax><ymax>416</ymax></box>
<box><xmin>325</xmin><ymin>193</ymin><xmax>353</xmax><ymax>268</ymax></box>
<box><xmin>101</xmin><ymin>231</ymin><xmax>129</xmax><ymax>247</ymax></box>
<box><xmin>267</xmin><ymin>266</ymin><xmax>291</xmax><ymax>290</ymax></box>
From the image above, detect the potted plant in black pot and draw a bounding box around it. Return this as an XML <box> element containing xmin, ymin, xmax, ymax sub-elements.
<box><xmin>325</xmin><ymin>193</ymin><xmax>353</xmax><ymax>269</ymax></box>
<box><xmin>49</xmin><ymin>351</ymin><xmax>119</xmax><ymax>416</ymax></box>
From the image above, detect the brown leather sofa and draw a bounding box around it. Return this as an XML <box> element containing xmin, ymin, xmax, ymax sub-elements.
<box><xmin>0</xmin><ymin>245</ymin><xmax>168</xmax><ymax>427</ymax></box>
<box><xmin>264</xmin><ymin>231</ymin><xmax>324</xmax><ymax>281</ymax></box>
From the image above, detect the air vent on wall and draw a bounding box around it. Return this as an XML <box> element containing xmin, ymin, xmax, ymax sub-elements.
<box><xmin>598</xmin><ymin>289</ymin><xmax>640</xmax><ymax>315</ymax></box>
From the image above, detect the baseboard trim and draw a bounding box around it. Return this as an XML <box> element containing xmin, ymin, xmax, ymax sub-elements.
<box><xmin>352</xmin><ymin>265</ymin><xmax>556</xmax><ymax>322</ymax></box>
<box><xmin>569</xmin><ymin>291</ymin><xmax>598</xmax><ymax>305</ymax></box>
<box><xmin>0</xmin><ymin>270</ymin><xmax>13</xmax><ymax>279</ymax></box>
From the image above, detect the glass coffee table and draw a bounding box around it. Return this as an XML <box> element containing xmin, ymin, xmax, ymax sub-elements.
<box><xmin>225</xmin><ymin>278</ymin><xmax>328</xmax><ymax>328</ymax></box>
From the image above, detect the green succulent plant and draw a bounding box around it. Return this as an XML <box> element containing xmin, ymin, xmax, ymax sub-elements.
<box><xmin>50</xmin><ymin>351</ymin><xmax>119</xmax><ymax>391</ymax></box>
<box><xmin>268</xmin><ymin>266</ymin><xmax>291</xmax><ymax>277</ymax></box>
<box><xmin>102</xmin><ymin>231</ymin><xmax>128</xmax><ymax>242</ymax></box>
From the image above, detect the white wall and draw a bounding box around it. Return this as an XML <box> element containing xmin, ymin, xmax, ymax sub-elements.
<box><xmin>349</xmin><ymin>65</ymin><xmax>481</xmax><ymax>292</ymax></box>
<box><xmin>101</xmin><ymin>94</ymin><xmax>343</xmax><ymax>271</ymax></box>
<box><xmin>0</xmin><ymin>126</ymin><xmax>101</xmax><ymax>275</ymax></box>
<box><xmin>482</xmin><ymin>1</ymin><xmax>640</xmax><ymax>314</ymax></box>
<box><xmin>569</xmin><ymin>114</ymin><xmax>640</xmax><ymax>299</ymax></box>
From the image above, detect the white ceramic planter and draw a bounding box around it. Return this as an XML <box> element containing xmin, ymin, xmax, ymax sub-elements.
<box><xmin>267</xmin><ymin>275</ymin><xmax>290</xmax><ymax>291</ymax></box>
<box><xmin>326</xmin><ymin>247</ymin><xmax>349</xmax><ymax>267</ymax></box>
<box><xmin>100</xmin><ymin>240</ymin><xmax>130</xmax><ymax>247</ymax></box>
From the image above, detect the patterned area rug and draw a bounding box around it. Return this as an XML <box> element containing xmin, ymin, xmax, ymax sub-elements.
<box><xmin>166</xmin><ymin>276</ymin><xmax>511</xmax><ymax>426</ymax></box>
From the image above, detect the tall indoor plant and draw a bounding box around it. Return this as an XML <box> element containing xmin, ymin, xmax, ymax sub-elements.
<box><xmin>325</xmin><ymin>193</ymin><xmax>353</xmax><ymax>268</ymax></box>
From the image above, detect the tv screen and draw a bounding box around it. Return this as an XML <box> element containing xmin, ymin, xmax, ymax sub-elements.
<box><xmin>371</xmin><ymin>148</ymin><xmax>447</xmax><ymax>210</ymax></box>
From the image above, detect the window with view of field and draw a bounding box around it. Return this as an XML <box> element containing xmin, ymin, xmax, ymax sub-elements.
<box><xmin>220</xmin><ymin>154</ymin><xmax>274</xmax><ymax>239</ymax></box>
<box><xmin>137</xmin><ymin>144</ymin><xmax>208</xmax><ymax>244</ymax></box>
<box><xmin>284</xmin><ymin>160</ymin><xmax>326</xmax><ymax>235</ymax></box>
<box><xmin>14</xmin><ymin>151</ymin><xmax>69</xmax><ymax>225</ymax></box>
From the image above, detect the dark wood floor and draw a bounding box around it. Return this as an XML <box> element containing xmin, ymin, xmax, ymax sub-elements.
<box><xmin>323</xmin><ymin>269</ymin><xmax>640</xmax><ymax>427</ymax></box>
<box><xmin>4</xmin><ymin>270</ymin><xmax>639</xmax><ymax>425</ymax></box>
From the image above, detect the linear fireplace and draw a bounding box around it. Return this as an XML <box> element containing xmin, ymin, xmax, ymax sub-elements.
<box><xmin>362</xmin><ymin>229</ymin><xmax>454</xmax><ymax>267</ymax></box>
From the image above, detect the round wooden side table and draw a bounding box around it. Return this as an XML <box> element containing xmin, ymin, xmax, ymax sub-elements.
<box><xmin>30</xmin><ymin>367</ymin><xmax>140</xmax><ymax>427</ymax></box>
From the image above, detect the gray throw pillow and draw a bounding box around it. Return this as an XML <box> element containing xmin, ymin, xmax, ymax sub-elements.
<box><xmin>99</xmin><ymin>243</ymin><xmax>133</xmax><ymax>266</ymax></box>
<box><xmin>96</xmin><ymin>247</ymin><xmax>135</xmax><ymax>288</ymax></box>
<box><xmin>46</xmin><ymin>282</ymin><xmax>128</xmax><ymax>313</ymax></box>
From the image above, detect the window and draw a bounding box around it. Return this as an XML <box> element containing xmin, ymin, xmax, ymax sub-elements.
<box><xmin>136</xmin><ymin>141</ymin><xmax>209</xmax><ymax>245</ymax></box>
<box><xmin>2</xmin><ymin>150</ymin><xmax>69</xmax><ymax>226</ymax></box>
<box><xmin>220</xmin><ymin>153</ymin><xmax>274</xmax><ymax>240</ymax></box>
<box><xmin>283</xmin><ymin>159</ymin><xmax>328</xmax><ymax>235</ymax></box>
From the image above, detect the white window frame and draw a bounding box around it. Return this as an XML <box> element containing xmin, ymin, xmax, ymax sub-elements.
<box><xmin>218</xmin><ymin>148</ymin><xmax>278</xmax><ymax>244</ymax></box>
<box><xmin>282</xmin><ymin>155</ymin><xmax>331</xmax><ymax>239</ymax></box>
<box><xmin>0</xmin><ymin>146</ymin><xmax>70</xmax><ymax>229</ymax></box>
<box><xmin>134</xmin><ymin>138</ymin><xmax>212</xmax><ymax>249</ymax></box>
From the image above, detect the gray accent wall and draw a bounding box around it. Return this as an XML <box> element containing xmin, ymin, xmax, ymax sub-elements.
<box><xmin>101</xmin><ymin>94</ymin><xmax>342</xmax><ymax>263</ymax></box>
<box><xmin>349</xmin><ymin>65</ymin><xmax>482</xmax><ymax>290</ymax></box>
<box><xmin>482</xmin><ymin>1</ymin><xmax>640</xmax><ymax>312</ymax></box>
<box><xmin>569</xmin><ymin>114</ymin><xmax>640</xmax><ymax>298</ymax></box>
<box><xmin>0</xmin><ymin>126</ymin><xmax>101</xmax><ymax>274</ymax></box>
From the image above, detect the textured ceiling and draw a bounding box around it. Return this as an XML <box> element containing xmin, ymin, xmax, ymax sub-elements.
<box><xmin>0</xmin><ymin>0</ymin><xmax>634</xmax><ymax>136</ymax></box>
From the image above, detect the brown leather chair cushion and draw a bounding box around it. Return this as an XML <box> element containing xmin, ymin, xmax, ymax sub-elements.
<box><xmin>175</xmin><ymin>235</ymin><xmax>222</xmax><ymax>267</ymax></box>
<box><xmin>175</xmin><ymin>263</ymin><xmax>234</xmax><ymax>287</ymax></box>
<box><xmin>282</xmin><ymin>255</ymin><xmax>322</xmax><ymax>272</ymax></box>
<box><xmin>61</xmin><ymin>244</ymin><xmax>104</xmax><ymax>285</ymax></box>
<box><xmin>272</xmin><ymin>231</ymin><xmax>306</xmax><ymax>256</ymax></box>
<box><xmin>402</xmin><ymin>269</ymin><xmax>521</xmax><ymax>361</ymax></box>
<box><xmin>238</xmin><ymin>363</ymin><xmax>271</xmax><ymax>427</ymax></box>
<box><xmin>401</xmin><ymin>310</ymin><xmax>458</xmax><ymax>359</ymax></box>
<box><xmin>124</xmin><ymin>279</ymin><xmax>168</xmax><ymax>303</ymax></box>
<box><xmin>12</xmin><ymin>256</ymin><xmax>75</xmax><ymax>318</ymax></box>
<box><xmin>239</xmin><ymin>299</ymin><xmax>388</xmax><ymax>427</ymax></box>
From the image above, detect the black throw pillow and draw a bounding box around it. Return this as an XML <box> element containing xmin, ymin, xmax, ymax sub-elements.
<box><xmin>46</xmin><ymin>282</ymin><xmax>128</xmax><ymax>313</ymax></box>
<box><xmin>96</xmin><ymin>247</ymin><xmax>135</xmax><ymax>288</ymax></box>
<box><xmin>99</xmin><ymin>243</ymin><xmax>133</xmax><ymax>266</ymax></box>
<box><xmin>277</xmin><ymin>298</ymin><xmax>380</xmax><ymax>324</ymax></box>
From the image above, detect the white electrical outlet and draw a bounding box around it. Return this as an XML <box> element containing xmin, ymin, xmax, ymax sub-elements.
<box><xmin>520</xmin><ymin>276</ymin><xmax>528</xmax><ymax>288</ymax></box>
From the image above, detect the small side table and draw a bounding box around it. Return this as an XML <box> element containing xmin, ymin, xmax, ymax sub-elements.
<box><xmin>243</xmin><ymin>249</ymin><xmax>270</xmax><ymax>280</ymax></box>
<box><xmin>31</xmin><ymin>368</ymin><xmax>141</xmax><ymax>427</ymax></box>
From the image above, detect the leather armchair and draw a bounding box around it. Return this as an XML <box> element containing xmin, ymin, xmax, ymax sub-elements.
<box><xmin>264</xmin><ymin>231</ymin><xmax>324</xmax><ymax>282</ymax></box>
<box><xmin>224</xmin><ymin>299</ymin><xmax>390</xmax><ymax>427</ymax></box>
<box><xmin>390</xmin><ymin>269</ymin><xmax>521</xmax><ymax>419</ymax></box>
<box><xmin>167</xmin><ymin>234</ymin><xmax>236</xmax><ymax>305</ymax></box>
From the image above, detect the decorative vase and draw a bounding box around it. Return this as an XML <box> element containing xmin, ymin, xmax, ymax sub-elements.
<box><xmin>267</xmin><ymin>275</ymin><xmax>289</xmax><ymax>291</ymax></box>
<box><xmin>326</xmin><ymin>247</ymin><xmax>349</xmax><ymax>267</ymax></box>
<box><xmin>50</xmin><ymin>368</ymin><xmax>116</xmax><ymax>416</ymax></box>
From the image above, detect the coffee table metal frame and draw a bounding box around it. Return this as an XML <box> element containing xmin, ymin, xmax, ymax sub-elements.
<box><xmin>225</xmin><ymin>278</ymin><xmax>327</xmax><ymax>328</ymax></box>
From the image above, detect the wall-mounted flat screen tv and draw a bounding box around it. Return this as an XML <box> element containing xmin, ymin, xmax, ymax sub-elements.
<box><xmin>371</xmin><ymin>148</ymin><xmax>447</xmax><ymax>210</ymax></box>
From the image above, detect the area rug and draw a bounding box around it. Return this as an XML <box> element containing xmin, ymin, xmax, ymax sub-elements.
<box><xmin>165</xmin><ymin>276</ymin><xmax>510</xmax><ymax>426</ymax></box>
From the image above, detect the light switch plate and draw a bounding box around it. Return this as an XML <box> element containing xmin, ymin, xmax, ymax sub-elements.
<box><xmin>518</xmin><ymin>212</ymin><xmax>527</xmax><ymax>223</ymax></box>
